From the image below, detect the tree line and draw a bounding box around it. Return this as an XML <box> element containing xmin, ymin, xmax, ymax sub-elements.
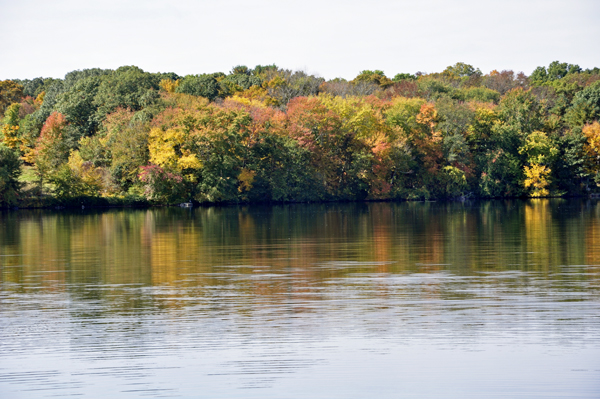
<box><xmin>1</xmin><ymin>61</ymin><xmax>600</xmax><ymax>207</ymax></box>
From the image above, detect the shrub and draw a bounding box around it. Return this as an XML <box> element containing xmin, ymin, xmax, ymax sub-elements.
<box><xmin>138</xmin><ymin>164</ymin><xmax>187</xmax><ymax>204</ymax></box>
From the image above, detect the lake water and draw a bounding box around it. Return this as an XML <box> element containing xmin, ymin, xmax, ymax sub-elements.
<box><xmin>1</xmin><ymin>199</ymin><xmax>599</xmax><ymax>398</ymax></box>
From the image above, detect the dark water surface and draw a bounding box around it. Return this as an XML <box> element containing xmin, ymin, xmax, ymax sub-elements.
<box><xmin>1</xmin><ymin>199</ymin><xmax>600</xmax><ymax>398</ymax></box>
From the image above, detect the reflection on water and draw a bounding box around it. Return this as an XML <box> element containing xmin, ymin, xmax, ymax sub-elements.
<box><xmin>1</xmin><ymin>199</ymin><xmax>600</xmax><ymax>398</ymax></box>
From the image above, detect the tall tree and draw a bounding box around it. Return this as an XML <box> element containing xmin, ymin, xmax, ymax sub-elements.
<box><xmin>33</xmin><ymin>112</ymin><xmax>69</xmax><ymax>188</ymax></box>
<box><xmin>0</xmin><ymin>144</ymin><xmax>22</xmax><ymax>206</ymax></box>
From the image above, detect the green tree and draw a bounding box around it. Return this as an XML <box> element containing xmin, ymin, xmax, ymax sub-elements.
<box><xmin>547</xmin><ymin>61</ymin><xmax>581</xmax><ymax>80</ymax></box>
<box><xmin>252</xmin><ymin>64</ymin><xmax>278</xmax><ymax>77</ymax></box>
<box><xmin>195</xmin><ymin>111</ymin><xmax>252</xmax><ymax>202</ymax></box>
<box><xmin>14</xmin><ymin>77</ymin><xmax>61</xmax><ymax>98</ymax></box>
<box><xmin>553</xmin><ymin>130</ymin><xmax>587</xmax><ymax>193</ymax></box>
<box><xmin>530</xmin><ymin>61</ymin><xmax>582</xmax><ymax>86</ymax></box>
<box><xmin>63</xmin><ymin>68</ymin><xmax>112</xmax><ymax>90</ymax></box>
<box><xmin>34</xmin><ymin>80</ymin><xmax>65</xmax><ymax>128</ymax></box>
<box><xmin>392</xmin><ymin>73</ymin><xmax>416</xmax><ymax>82</ymax></box>
<box><xmin>176</xmin><ymin>74</ymin><xmax>221</xmax><ymax>101</ymax></box>
<box><xmin>435</xmin><ymin>98</ymin><xmax>473</xmax><ymax>169</ymax></box>
<box><xmin>497</xmin><ymin>88</ymin><xmax>545</xmax><ymax>137</ymax></box>
<box><xmin>478</xmin><ymin>148</ymin><xmax>524</xmax><ymax>197</ymax></box>
<box><xmin>417</xmin><ymin>76</ymin><xmax>454</xmax><ymax>100</ymax></box>
<box><xmin>93</xmin><ymin>66</ymin><xmax>161</xmax><ymax>123</ymax></box>
<box><xmin>0</xmin><ymin>144</ymin><xmax>22</xmax><ymax>206</ymax></box>
<box><xmin>245</xmin><ymin>132</ymin><xmax>322</xmax><ymax>202</ymax></box>
<box><xmin>443</xmin><ymin>62</ymin><xmax>481</xmax><ymax>78</ymax></box>
<box><xmin>460</xmin><ymin>86</ymin><xmax>501</xmax><ymax>103</ymax></box>
<box><xmin>565</xmin><ymin>81</ymin><xmax>600</xmax><ymax>127</ymax></box>
<box><xmin>55</xmin><ymin>76</ymin><xmax>102</xmax><ymax>139</ymax></box>
<box><xmin>529</xmin><ymin>66</ymin><xmax>548</xmax><ymax>86</ymax></box>
<box><xmin>219</xmin><ymin>73</ymin><xmax>262</xmax><ymax>96</ymax></box>
<box><xmin>108</xmin><ymin>120</ymin><xmax>150</xmax><ymax>192</ymax></box>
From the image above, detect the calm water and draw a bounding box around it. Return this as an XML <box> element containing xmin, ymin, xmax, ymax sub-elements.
<box><xmin>1</xmin><ymin>199</ymin><xmax>600</xmax><ymax>398</ymax></box>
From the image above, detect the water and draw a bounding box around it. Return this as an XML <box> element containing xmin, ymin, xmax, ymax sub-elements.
<box><xmin>1</xmin><ymin>199</ymin><xmax>599</xmax><ymax>398</ymax></box>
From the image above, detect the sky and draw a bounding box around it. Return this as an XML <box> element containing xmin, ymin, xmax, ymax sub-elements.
<box><xmin>1</xmin><ymin>0</ymin><xmax>599</xmax><ymax>81</ymax></box>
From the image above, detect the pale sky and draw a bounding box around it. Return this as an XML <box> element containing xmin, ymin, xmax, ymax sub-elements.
<box><xmin>1</xmin><ymin>0</ymin><xmax>599</xmax><ymax>81</ymax></box>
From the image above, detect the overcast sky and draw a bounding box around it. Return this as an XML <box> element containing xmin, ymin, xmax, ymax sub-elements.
<box><xmin>1</xmin><ymin>0</ymin><xmax>599</xmax><ymax>81</ymax></box>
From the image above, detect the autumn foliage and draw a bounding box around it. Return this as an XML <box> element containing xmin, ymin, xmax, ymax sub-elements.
<box><xmin>2</xmin><ymin>61</ymin><xmax>600</xmax><ymax>206</ymax></box>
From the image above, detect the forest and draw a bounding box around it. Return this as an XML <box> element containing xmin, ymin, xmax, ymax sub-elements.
<box><xmin>1</xmin><ymin>61</ymin><xmax>600</xmax><ymax>207</ymax></box>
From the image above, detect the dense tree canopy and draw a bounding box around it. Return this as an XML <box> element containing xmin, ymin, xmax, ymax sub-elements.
<box><xmin>2</xmin><ymin>61</ymin><xmax>600</xmax><ymax>207</ymax></box>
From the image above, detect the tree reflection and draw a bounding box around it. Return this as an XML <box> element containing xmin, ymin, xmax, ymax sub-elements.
<box><xmin>1</xmin><ymin>200</ymin><xmax>599</xmax><ymax>312</ymax></box>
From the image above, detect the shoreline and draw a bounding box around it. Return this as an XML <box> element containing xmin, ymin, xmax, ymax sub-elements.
<box><xmin>2</xmin><ymin>193</ymin><xmax>593</xmax><ymax>211</ymax></box>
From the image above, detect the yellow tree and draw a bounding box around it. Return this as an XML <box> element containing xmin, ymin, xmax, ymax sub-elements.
<box><xmin>582</xmin><ymin>121</ymin><xmax>600</xmax><ymax>185</ymax></box>
<box><xmin>523</xmin><ymin>164</ymin><xmax>551</xmax><ymax>197</ymax></box>
<box><xmin>519</xmin><ymin>131</ymin><xmax>558</xmax><ymax>197</ymax></box>
<box><xmin>148</xmin><ymin>127</ymin><xmax>202</xmax><ymax>173</ymax></box>
<box><xmin>1</xmin><ymin>103</ymin><xmax>21</xmax><ymax>150</ymax></box>
<box><xmin>159</xmin><ymin>79</ymin><xmax>179</xmax><ymax>93</ymax></box>
<box><xmin>0</xmin><ymin>80</ymin><xmax>23</xmax><ymax>116</ymax></box>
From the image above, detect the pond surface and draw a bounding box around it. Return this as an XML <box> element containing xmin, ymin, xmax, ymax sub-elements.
<box><xmin>1</xmin><ymin>199</ymin><xmax>600</xmax><ymax>398</ymax></box>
